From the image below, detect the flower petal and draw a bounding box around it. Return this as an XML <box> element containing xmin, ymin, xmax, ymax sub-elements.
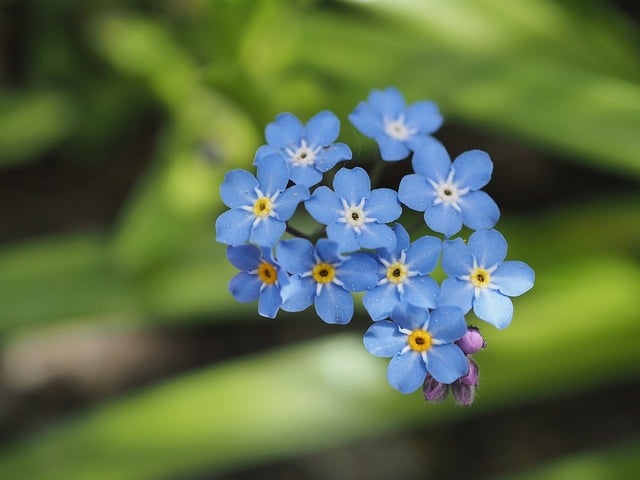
<box><xmin>250</xmin><ymin>218</ymin><xmax>285</xmax><ymax>247</ymax></box>
<box><xmin>333</xmin><ymin>167</ymin><xmax>371</xmax><ymax>204</ymax></box>
<box><xmin>315</xmin><ymin>239</ymin><xmax>343</xmax><ymax>264</ymax></box>
<box><xmin>391</xmin><ymin>302</ymin><xmax>430</xmax><ymax>331</ymax></box>
<box><xmin>256</xmin><ymin>155</ymin><xmax>289</xmax><ymax>195</ymax></box>
<box><xmin>258</xmin><ymin>285</ymin><xmax>282</xmax><ymax>318</ymax></box>
<box><xmin>220</xmin><ymin>169</ymin><xmax>258</xmax><ymax>208</ymax></box>
<box><xmin>426</xmin><ymin>344</ymin><xmax>469</xmax><ymax>384</ymax></box>
<box><xmin>326</xmin><ymin>223</ymin><xmax>360</xmax><ymax>253</ymax></box>
<box><xmin>358</xmin><ymin>223</ymin><xmax>397</xmax><ymax>251</ymax></box>
<box><xmin>226</xmin><ymin>244</ymin><xmax>261</xmax><ymax>271</ymax></box>
<box><xmin>405</xmin><ymin>235</ymin><xmax>442</xmax><ymax>274</ymax></box>
<box><xmin>492</xmin><ymin>261</ymin><xmax>535</xmax><ymax>296</ymax></box>
<box><xmin>276</xmin><ymin>238</ymin><xmax>315</xmax><ymax>274</ymax></box>
<box><xmin>452</xmin><ymin>149</ymin><xmax>493</xmax><ymax>190</ymax></box>
<box><xmin>427</xmin><ymin>306</ymin><xmax>467</xmax><ymax>343</ymax></box>
<box><xmin>253</xmin><ymin>144</ymin><xmax>280</xmax><ymax>165</ymax></box>
<box><xmin>425</xmin><ymin>203</ymin><xmax>463</xmax><ymax>237</ymax></box>
<box><xmin>363</xmin><ymin>284</ymin><xmax>400</xmax><ymax>321</ymax></box>
<box><xmin>474</xmin><ymin>289</ymin><xmax>513</xmax><ymax>329</ymax></box>
<box><xmin>402</xmin><ymin>275</ymin><xmax>440</xmax><ymax>310</ymax></box>
<box><xmin>411</xmin><ymin>137</ymin><xmax>451</xmax><ymax>181</ymax></box>
<box><xmin>405</xmin><ymin>100</ymin><xmax>443</xmax><ymax>134</ymax></box>
<box><xmin>441</xmin><ymin>238</ymin><xmax>473</xmax><ymax>276</ymax></box>
<box><xmin>439</xmin><ymin>277</ymin><xmax>473</xmax><ymax>313</ymax></box>
<box><xmin>460</xmin><ymin>191</ymin><xmax>500</xmax><ymax>231</ymax></box>
<box><xmin>315</xmin><ymin>284</ymin><xmax>354</xmax><ymax>324</ymax></box>
<box><xmin>389</xmin><ymin>223</ymin><xmax>410</xmax><ymax>255</ymax></box>
<box><xmin>398</xmin><ymin>174</ymin><xmax>436</xmax><ymax>212</ymax></box>
<box><xmin>387</xmin><ymin>351</ymin><xmax>427</xmax><ymax>394</ymax></box>
<box><xmin>363</xmin><ymin>321</ymin><xmax>407</xmax><ymax>357</ymax></box>
<box><xmin>365</xmin><ymin>188</ymin><xmax>401</xmax><ymax>223</ymax></box>
<box><xmin>229</xmin><ymin>272</ymin><xmax>261</xmax><ymax>302</ymax></box>
<box><xmin>369</xmin><ymin>87</ymin><xmax>405</xmax><ymax>118</ymax></box>
<box><xmin>280</xmin><ymin>275</ymin><xmax>315</xmax><ymax>312</ymax></box>
<box><xmin>375</xmin><ymin>135</ymin><xmax>411</xmax><ymax>161</ymax></box>
<box><xmin>274</xmin><ymin>184</ymin><xmax>309</xmax><ymax>221</ymax></box>
<box><xmin>314</xmin><ymin>142</ymin><xmax>352</xmax><ymax>172</ymax></box>
<box><xmin>338</xmin><ymin>252</ymin><xmax>379</xmax><ymax>292</ymax></box>
<box><xmin>348</xmin><ymin>102</ymin><xmax>384</xmax><ymax>138</ymax></box>
<box><xmin>305</xmin><ymin>110</ymin><xmax>340</xmax><ymax>146</ymax></box>
<box><xmin>265</xmin><ymin>112</ymin><xmax>304</xmax><ymax>148</ymax></box>
<box><xmin>468</xmin><ymin>229</ymin><xmax>507</xmax><ymax>268</ymax></box>
<box><xmin>215</xmin><ymin>209</ymin><xmax>253</xmax><ymax>245</ymax></box>
<box><xmin>304</xmin><ymin>186</ymin><xmax>342</xmax><ymax>224</ymax></box>
<box><xmin>288</xmin><ymin>164</ymin><xmax>323</xmax><ymax>188</ymax></box>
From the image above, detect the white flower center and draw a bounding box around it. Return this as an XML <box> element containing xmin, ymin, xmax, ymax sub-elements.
<box><xmin>286</xmin><ymin>139</ymin><xmax>321</xmax><ymax>167</ymax></box>
<box><xmin>429</xmin><ymin>170</ymin><xmax>469</xmax><ymax>212</ymax></box>
<box><xmin>338</xmin><ymin>198</ymin><xmax>374</xmax><ymax>234</ymax></box>
<box><xmin>384</xmin><ymin>115</ymin><xmax>416</xmax><ymax>141</ymax></box>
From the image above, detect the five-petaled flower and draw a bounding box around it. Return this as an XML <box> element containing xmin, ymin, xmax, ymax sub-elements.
<box><xmin>276</xmin><ymin>238</ymin><xmax>378</xmax><ymax>324</ymax></box>
<box><xmin>226</xmin><ymin>245</ymin><xmax>288</xmax><ymax>319</ymax></box>
<box><xmin>363</xmin><ymin>224</ymin><xmax>441</xmax><ymax>321</ymax></box>
<box><xmin>215</xmin><ymin>156</ymin><xmax>309</xmax><ymax>247</ymax></box>
<box><xmin>363</xmin><ymin>303</ymin><xmax>469</xmax><ymax>394</ymax></box>
<box><xmin>439</xmin><ymin>229</ymin><xmax>535</xmax><ymax>329</ymax></box>
<box><xmin>349</xmin><ymin>86</ymin><xmax>442</xmax><ymax>161</ymax></box>
<box><xmin>254</xmin><ymin>111</ymin><xmax>352</xmax><ymax>187</ymax></box>
<box><xmin>305</xmin><ymin>167</ymin><xmax>402</xmax><ymax>252</ymax></box>
<box><xmin>398</xmin><ymin>137</ymin><xmax>500</xmax><ymax>237</ymax></box>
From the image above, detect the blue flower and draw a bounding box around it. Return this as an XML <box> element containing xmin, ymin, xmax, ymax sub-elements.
<box><xmin>363</xmin><ymin>224</ymin><xmax>441</xmax><ymax>321</ymax></box>
<box><xmin>226</xmin><ymin>244</ymin><xmax>288</xmax><ymax>318</ymax></box>
<box><xmin>276</xmin><ymin>238</ymin><xmax>378</xmax><ymax>324</ymax></box>
<box><xmin>304</xmin><ymin>167</ymin><xmax>402</xmax><ymax>252</ymax></box>
<box><xmin>363</xmin><ymin>303</ymin><xmax>469</xmax><ymax>393</ymax></box>
<box><xmin>215</xmin><ymin>156</ymin><xmax>309</xmax><ymax>247</ymax></box>
<box><xmin>440</xmin><ymin>229</ymin><xmax>535</xmax><ymax>329</ymax></box>
<box><xmin>254</xmin><ymin>111</ymin><xmax>352</xmax><ymax>187</ymax></box>
<box><xmin>398</xmin><ymin>137</ymin><xmax>500</xmax><ymax>237</ymax></box>
<box><xmin>348</xmin><ymin>87</ymin><xmax>443</xmax><ymax>161</ymax></box>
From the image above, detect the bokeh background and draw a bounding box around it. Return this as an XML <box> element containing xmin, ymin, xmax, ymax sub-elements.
<box><xmin>1</xmin><ymin>0</ymin><xmax>639</xmax><ymax>479</ymax></box>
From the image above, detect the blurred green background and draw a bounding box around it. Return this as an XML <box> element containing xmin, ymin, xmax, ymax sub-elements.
<box><xmin>1</xmin><ymin>0</ymin><xmax>639</xmax><ymax>479</ymax></box>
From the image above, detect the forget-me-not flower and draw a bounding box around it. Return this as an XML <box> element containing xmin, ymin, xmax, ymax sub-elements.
<box><xmin>363</xmin><ymin>303</ymin><xmax>469</xmax><ymax>394</ymax></box>
<box><xmin>398</xmin><ymin>137</ymin><xmax>500</xmax><ymax>237</ymax></box>
<box><xmin>304</xmin><ymin>167</ymin><xmax>402</xmax><ymax>252</ymax></box>
<box><xmin>363</xmin><ymin>224</ymin><xmax>441</xmax><ymax>321</ymax></box>
<box><xmin>276</xmin><ymin>238</ymin><xmax>378</xmax><ymax>324</ymax></box>
<box><xmin>254</xmin><ymin>111</ymin><xmax>352</xmax><ymax>187</ymax></box>
<box><xmin>215</xmin><ymin>156</ymin><xmax>309</xmax><ymax>247</ymax></box>
<box><xmin>226</xmin><ymin>245</ymin><xmax>288</xmax><ymax>319</ymax></box>
<box><xmin>349</xmin><ymin>86</ymin><xmax>443</xmax><ymax>161</ymax></box>
<box><xmin>439</xmin><ymin>229</ymin><xmax>535</xmax><ymax>329</ymax></box>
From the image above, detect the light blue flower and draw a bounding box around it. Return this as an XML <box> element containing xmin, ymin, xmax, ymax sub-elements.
<box><xmin>215</xmin><ymin>156</ymin><xmax>309</xmax><ymax>247</ymax></box>
<box><xmin>440</xmin><ymin>229</ymin><xmax>535</xmax><ymax>329</ymax></box>
<box><xmin>254</xmin><ymin>111</ymin><xmax>352</xmax><ymax>187</ymax></box>
<box><xmin>304</xmin><ymin>167</ymin><xmax>402</xmax><ymax>252</ymax></box>
<box><xmin>363</xmin><ymin>224</ymin><xmax>441</xmax><ymax>321</ymax></box>
<box><xmin>276</xmin><ymin>238</ymin><xmax>378</xmax><ymax>324</ymax></box>
<box><xmin>349</xmin><ymin>86</ymin><xmax>443</xmax><ymax>161</ymax></box>
<box><xmin>226</xmin><ymin>245</ymin><xmax>288</xmax><ymax>319</ymax></box>
<box><xmin>398</xmin><ymin>137</ymin><xmax>500</xmax><ymax>237</ymax></box>
<box><xmin>363</xmin><ymin>303</ymin><xmax>469</xmax><ymax>394</ymax></box>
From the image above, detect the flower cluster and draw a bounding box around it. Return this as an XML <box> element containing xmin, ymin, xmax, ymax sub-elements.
<box><xmin>215</xmin><ymin>87</ymin><xmax>534</xmax><ymax>406</ymax></box>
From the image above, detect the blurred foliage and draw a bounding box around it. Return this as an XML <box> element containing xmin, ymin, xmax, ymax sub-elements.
<box><xmin>0</xmin><ymin>0</ymin><xmax>639</xmax><ymax>478</ymax></box>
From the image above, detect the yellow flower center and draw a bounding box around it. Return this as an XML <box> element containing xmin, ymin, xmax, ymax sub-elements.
<box><xmin>312</xmin><ymin>262</ymin><xmax>335</xmax><ymax>284</ymax></box>
<box><xmin>252</xmin><ymin>197</ymin><xmax>273</xmax><ymax>217</ymax></box>
<box><xmin>470</xmin><ymin>267</ymin><xmax>491</xmax><ymax>288</ymax></box>
<box><xmin>257</xmin><ymin>261</ymin><xmax>277</xmax><ymax>285</ymax></box>
<box><xmin>386</xmin><ymin>262</ymin><xmax>408</xmax><ymax>284</ymax></box>
<box><xmin>408</xmin><ymin>330</ymin><xmax>432</xmax><ymax>352</ymax></box>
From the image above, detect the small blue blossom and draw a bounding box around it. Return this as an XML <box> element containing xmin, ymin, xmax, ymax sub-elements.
<box><xmin>304</xmin><ymin>167</ymin><xmax>402</xmax><ymax>252</ymax></box>
<box><xmin>254</xmin><ymin>111</ymin><xmax>352</xmax><ymax>187</ymax></box>
<box><xmin>276</xmin><ymin>238</ymin><xmax>378</xmax><ymax>324</ymax></box>
<box><xmin>398</xmin><ymin>137</ymin><xmax>500</xmax><ymax>237</ymax></box>
<box><xmin>363</xmin><ymin>303</ymin><xmax>469</xmax><ymax>394</ymax></box>
<box><xmin>226</xmin><ymin>245</ymin><xmax>288</xmax><ymax>319</ymax></box>
<box><xmin>363</xmin><ymin>224</ymin><xmax>441</xmax><ymax>321</ymax></box>
<box><xmin>440</xmin><ymin>229</ymin><xmax>535</xmax><ymax>329</ymax></box>
<box><xmin>215</xmin><ymin>156</ymin><xmax>309</xmax><ymax>247</ymax></box>
<box><xmin>349</xmin><ymin>86</ymin><xmax>443</xmax><ymax>161</ymax></box>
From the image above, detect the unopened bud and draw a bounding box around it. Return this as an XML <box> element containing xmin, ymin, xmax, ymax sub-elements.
<box><xmin>458</xmin><ymin>358</ymin><xmax>480</xmax><ymax>386</ymax></box>
<box><xmin>456</xmin><ymin>326</ymin><xmax>486</xmax><ymax>355</ymax></box>
<box><xmin>423</xmin><ymin>374</ymin><xmax>449</xmax><ymax>402</ymax></box>
<box><xmin>452</xmin><ymin>382</ymin><xmax>476</xmax><ymax>406</ymax></box>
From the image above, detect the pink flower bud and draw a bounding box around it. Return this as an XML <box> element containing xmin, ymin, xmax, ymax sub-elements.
<box><xmin>456</xmin><ymin>326</ymin><xmax>486</xmax><ymax>355</ymax></box>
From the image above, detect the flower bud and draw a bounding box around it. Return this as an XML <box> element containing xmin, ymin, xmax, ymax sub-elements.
<box><xmin>458</xmin><ymin>358</ymin><xmax>480</xmax><ymax>386</ymax></box>
<box><xmin>456</xmin><ymin>326</ymin><xmax>486</xmax><ymax>355</ymax></box>
<box><xmin>452</xmin><ymin>382</ymin><xmax>476</xmax><ymax>406</ymax></box>
<box><xmin>423</xmin><ymin>374</ymin><xmax>449</xmax><ymax>402</ymax></box>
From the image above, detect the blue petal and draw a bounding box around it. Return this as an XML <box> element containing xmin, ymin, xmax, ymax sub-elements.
<box><xmin>274</xmin><ymin>184</ymin><xmax>309</xmax><ymax>221</ymax></box>
<box><xmin>215</xmin><ymin>209</ymin><xmax>253</xmax><ymax>245</ymax></box>
<box><xmin>226</xmin><ymin>244</ymin><xmax>262</xmax><ymax>271</ymax></box>
<box><xmin>492</xmin><ymin>261</ymin><xmax>535</xmax><ymax>296</ymax></box>
<box><xmin>427</xmin><ymin>306</ymin><xmax>467</xmax><ymax>343</ymax></box>
<box><xmin>304</xmin><ymin>186</ymin><xmax>342</xmax><ymax>225</ymax></box>
<box><xmin>258</xmin><ymin>285</ymin><xmax>282</xmax><ymax>318</ymax></box>
<box><xmin>391</xmin><ymin>302</ymin><xmax>429</xmax><ymax>331</ymax></box>
<box><xmin>305</xmin><ymin>110</ymin><xmax>340</xmax><ymax>147</ymax></box>
<box><xmin>256</xmin><ymin>155</ymin><xmax>289</xmax><ymax>195</ymax></box>
<box><xmin>229</xmin><ymin>272</ymin><xmax>261</xmax><ymax>302</ymax></box>
<box><xmin>315</xmin><ymin>284</ymin><xmax>354</xmax><ymax>324</ymax></box>
<box><xmin>452</xmin><ymin>149</ymin><xmax>493</xmax><ymax>190</ymax></box>
<box><xmin>363</xmin><ymin>284</ymin><xmax>400</xmax><ymax>321</ymax></box>
<box><xmin>441</xmin><ymin>238</ymin><xmax>473</xmax><ymax>276</ymax></box>
<box><xmin>363</xmin><ymin>321</ymin><xmax>407</xmax><ymax>357</ymax></box>
<box><xmin>327</xmin><ymin>223</ymin><xmax>360</xmax><ymax>253</ymax></box>
<box><xmin>402</xmin><ymin>275</ymin><xmax>440</xmax><ymax>310</ymax></box>
<box><xmin>404</xmin><ymin>100</ymin><xmax>443</xmax><ymax>134</ymax></box>
<box><xmin>375</xmin><ymin>135</ymin><xmax>410</xmax><ymax>161</ymax></box>
<box><xmin>425</xmin><ymin>203</ymin><xmax>463</xmax><ymax>237</ymax></box>
<box><xmin>338</xmin><ymin>252</ymin><xmax>379</xmax><ymax>292</ymax></box>
<box><xmin>250</xmin><ymin>218</ymin><xmax>285</xmax><ymax>247</ymax></box>
<box><xmin>288</xmin><ymin>164</ymin><xmax>323</xmax><ymax>188</ymax></box>
<box><xmin>398</xmin><ymin>174</ymin><xmax>436</xmax><ymax>212</ymax></box>
<box><xmin>275</xmin><ymin>238</ymin><xmax>315</xmax><ymax>274</ymax></box>
<box><xmin>265</xmin><ymin>112</ymin><xmax>304</xmax><ymax>148</ymax></box>
<box><xmin>369</xmin><ymin>87</ymin><xmax>405</xmax><ymax>118</ymax></box>
<box><xmin>405</xmin><ymin>235</ymin><xmax>442</xmax><ymax>274</ymax></box>
<box><xmin>348</xmin><ymin>102</ymin><xmax>384</xmax><ymax>138</ymax></box>
<box><xmin>220</xmin><ymin>169</ymin><xmax>258</xmax><ymax>208</ymax></box>
<box><xmin>439</xmin><ymin>277</ymin><xmax>473</xmax><ymax>313</ymax></box>
<box><xmin>358</xmin><ymin>223</ymin><xmax>397</xmax><ymax>251</ymax></box>
<box><xmin>387</xmin><ymin>351</ymin><xmax>427</xmax><ymax>394</ymax></box>
<box><xmin>315</xmin><ymin>239</ymin><xmax>343</xmax><ymax>264</ymax></box>
<box><xmin>425</xmin><ymin>344</ymin><xmax>469</xmax><ymax>384</ymax></box>
<box><xmin>460</xmin><ymin>191</ymin><xmax>500</xmax><ymax>231</ymax></box>
<box><xmin>333</xmin><ymin>167</ymin><xmax>371</xmax><ymax>204</ymax></box>
<box><xmin>365</xmin><ymin>188</ymin><xmax>401</xmax><ymax>222</ymax></box>
<box><xmin>253</xmin><ymin>144</ymin><xmax>280</xmax><ymax>165</ymax></box>
<box><xmin>280</xmin><ymin>275</ymin><xmax>315</xmax><ymax>312</ymax></box>
<box><xmin>411</xmin><ymin>137</ymin><xmax>451</xmax><ymax>181</ymax></box>
<box><xmin>468</xmin><ymin>229</ymin><xmax>507</xmax><ymax>268</ymax></box>
<box><xmin>474</xmin><ymin>289</ymin><xmax>513</xmax><ymax>329</ymax></box>
<box><xmin>390</xmin><ymin>223</ymin><xmax>410</xmax><ymax>255</ymax></box>
<box><xmin>314</xmin><ymin>143</ymin><xmax>352</xmax><ymax>172</ymax></box>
